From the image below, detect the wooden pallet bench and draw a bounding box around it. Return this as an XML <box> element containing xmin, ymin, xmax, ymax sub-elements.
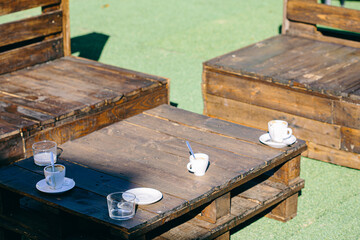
<box><xmin>0</xmin><ymin>0</ymin><xmax>169</xmax><ymax>166</ymax></box>
<box><xmin>202</xmin><ymin>0</ymin><xmax>360</xmax><ymax>169</ymax></box>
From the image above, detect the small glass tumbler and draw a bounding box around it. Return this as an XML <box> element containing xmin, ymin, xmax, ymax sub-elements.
<box><xmin>32</xmin><ymin>140</ymin><xmax>57</xmax><ymax>166</ymax></box>
<box><xmin>107</xmin><ymin>192</ymin><xmax>136</xmax><ymax>220</ymax></box>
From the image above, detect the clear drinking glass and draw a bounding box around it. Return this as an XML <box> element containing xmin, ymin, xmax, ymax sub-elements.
<box><xmin>107</xmin><ymin>192</ymin><xmax>136</xmax><ymax>220</ymax></box>
<box><xmin>32</xmin><ymin>140</ymin><xmax>57</xmax><ymax>166</ymax></box>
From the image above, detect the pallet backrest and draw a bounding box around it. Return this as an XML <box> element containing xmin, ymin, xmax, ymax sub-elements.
<box><xmin>0</xmin><ymin>0</ymin><xmax>70</xmax><ymax>75</ymax></box>
<box><xmin>283</xmin><ymin>0</ymin><xmax>360</xmax><ymax>47</ymax></box>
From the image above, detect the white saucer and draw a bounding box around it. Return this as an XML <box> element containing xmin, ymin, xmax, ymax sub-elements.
<box><xmin>36</xmin><ymin>177</ymin><xmax>75</xmax><ymax>194</ymax></box>
<box><xmin>125</xmin><ymin>188</ymin><xmax>162</xmax><ymax>205</ymax></box>
<box><xmin>259</xmin><ymin>133</ymin><xmax>296</xmax><ymax>148</ymax></box>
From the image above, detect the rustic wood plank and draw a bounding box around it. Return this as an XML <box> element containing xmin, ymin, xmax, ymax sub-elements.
<box><xmin>0</xmin><ymin>92</ymin><xmax>63</xmax><ymax>118</ymax></box>
<box><xmin>287</xmin><ymin>1</ymin><xmax>360</xmax><ymax>33</ymax></box>
<box><xmin>306</xmin><ymin>141</ymin><xmax>360</xmax><ymax>169</ymax></box>
<box><xmin>204</xmin><ymin>94</ymin><xmax>340</xmax><ymax>150</ymax></box>
<box><xmin>60</xmin><ymin>0</ymin><xmax>70</xmax><ymax>56</ymax></box>
<box><xmin>204</xmin><ymin>36</ymin><xmax>313</xmax><ymax>80</ymax></box>
<box><xmin>63</xmin><ymin>56</ymin><xmax>169</xmax><ymax>85</ymax></box>
<box><xmin>124</xmin><ymin>111</ymin><xmax>285</xmax><ymax>161</ymax></box>
<box><xmin>0</xmin><ymin>37</ymin><xmax>63</xmax><ymax>75</ymax></box>
<box><xmin>0</xmin><ymin>165</ymin><xmax>158</xmax><ymax>238</ymax></box>
<box><xmin>0</xmin><ymin>0</ymin><xmax>61</xmax><ymax>16</ymax></box>
<box><xmin>334</xmin><ymin>99</ymin><xmax>360</xmax><ymax>130</ymax></box>
<box><xmin>341</xmin><ymin>127</ymin><xmax>360</xmax><ymax>154</ymax></box>
<box><xmin>0</xmin><ymin>129</ymin><xmax>23</xmax><ymax>166</ymax></box>
<box><xmin>204</xmin><ymin>35</ymin><xmax>360</xmax><ymax>99</ymax></box>
<box><xmin>196</xmin><ymin>192</ymin><xmax>230</xmax><ymax>224</ymax></box>
<box><xmin>59</xmin><ymin>127</ymin><xmax>235</xmax><ymax>202</ymax></box>
<box><xmin>203</xmin><ymin>69</ymin><xmax>334</xmax><ymax>123</ymax></box>
<box><xmin>154</xmin><ymin>177</ymin><xmax>304</xmax><ymax>239</ymax></box>
<box><xmin>144</xmin><ymin>104</ymin><xmax>265</xmax><ymax>144</ymax></box>
<box><xmin>0</xmin><ymin>10</ymin><xmax>62</xmax><ymax>48</ymax></box>
<box><xmin>15</xmin><ymin>157</ymin><xmax>188</xmax><ymax>222</ymax></box>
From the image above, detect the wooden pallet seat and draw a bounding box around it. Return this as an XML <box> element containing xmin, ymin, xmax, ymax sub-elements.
<box><xmin>0</xmin><ymin>0</ymin><xmax>169</xmax><ymax>166</ymax></box>
<box><xmin>202</xmin><ymin>0</ymin><xmax>360</xmax><ymax>169</ymax></box>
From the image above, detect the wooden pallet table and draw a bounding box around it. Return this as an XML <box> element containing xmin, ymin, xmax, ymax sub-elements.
<box><xmin>0</xmin><ymin>104</ymin><xmax>306</xmax><ymax>239</ymax></box>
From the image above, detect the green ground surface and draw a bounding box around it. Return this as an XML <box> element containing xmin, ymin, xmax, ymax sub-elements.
<box><xmin>68</xmin><ymin>1</ymin><xmax>360</xmax><ymax>239</ymax></box>
<box><xmin>2</xmin><ymin>1</ymin><xmax>359</xmax><ymax>239</ymax></box>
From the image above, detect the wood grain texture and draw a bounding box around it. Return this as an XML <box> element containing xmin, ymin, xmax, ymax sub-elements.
<box><xmin>0</xmin><ymin>11</ymin><xmax>62</xmax><ymax>48</ymax></box>
<box><xmin>204</xmin><ymin>94</ymin><xmax>341</xmax><ymax>150</ymax></box>
<box><xmin>0</xmin><ymin>105</ymin><xmax>305</xmax><ymax>239</ymax></box>
<box><xmin>306</xmin><ymin>142</ymin><xmax>360</xmax><ymax>169</ymax></box>
<box><xmin>203</xmin><ymin>35</ymin><xmax>360</xmax><ymax>100</ymax></box>
<box><xmin>0</xmin><ymin>38</ymin><xmax>64</xmax><ymax>75</ymax></box>
<box><xmin>0</xmin><ymin>0</ymin><xmax>61</xmax><ymax>16</ymax></box>
<box><xmin>287</xmin><ymin>1</ymin><xmax>360</xmax><ymax>33</ymax></box>
<box><xmin>154</xmin><ymin>177</ymin><xmax>304</xmax><ymax>239</ymax></box>
<box><xmin>203</xmin><ymin>69</ymin><xmax>334</xmax><ymax>123</ymax></box>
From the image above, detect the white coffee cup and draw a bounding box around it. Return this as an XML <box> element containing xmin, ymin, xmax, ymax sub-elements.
<box><xmin>268</xmin><ymin>120</ymin><xmax>292</xmax><ymax>143</ymax></box>
<box><xmin>187</xmin><ymin>153</ymin><xmax>209</xmax><ymax>176</ymax></box>
<box><xmin>44</xmin><ymin>164</ymin><xmax>66</xmax><ymax>190</ymax></box>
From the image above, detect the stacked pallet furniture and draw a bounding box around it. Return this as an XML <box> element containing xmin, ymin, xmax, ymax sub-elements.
<box><xmin>202</xmin><ymin>0</ymin><xmax>360</xmax><ymax>169</ymax></box>
<box><xmin>0</xmin><ymin>0</ymin><xmax>169</xmax><ymax>166</ymax></box>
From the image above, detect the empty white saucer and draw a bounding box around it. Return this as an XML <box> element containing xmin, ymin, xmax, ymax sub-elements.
<box><xmin>36</xmin><ymin>177</ymin><xmax>75</xmax><ymax>194</ymax></box>
<box><xmin>259</xmin><ymin>133</ymin><xmax>296</xmax><ymax>148</ymax></box>
<box><xmin>125</xmin><ymin>188</ymin><xmax>162</xmax><ymax>205</ymax></box>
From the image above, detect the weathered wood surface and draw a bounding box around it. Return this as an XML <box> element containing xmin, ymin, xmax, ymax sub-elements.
<box><xmin>0</xmin><ymin>0</ymin><xmax>61</xmax><ymax>16</ymax></box>
<box><xmin>153</xmin><ymin>177</ymin><xmax>304</xmax><ymax>240</ymax></box>
<box><xmin>0</xmin><ymin>105</ymin><xmax>306</xmax><ymax>239</ymax></box>
<box><xmin>0</xmin><ymin>10</ymin><xmax>63</xmax><ymax>48</ymax></box>
<box><xmin>0</xmin><ymin>56</ymin><xmax>169</xmax><ymax>165</ymax></box>
<box><xmin>287</xmin><ymin>1</ymin><xmax>360</xmax><ymax>33</ymax></box>
<box><xmin>204</xmin><ymin>35</ymin><xmax>360</xmax><ymax>100</ymax></box>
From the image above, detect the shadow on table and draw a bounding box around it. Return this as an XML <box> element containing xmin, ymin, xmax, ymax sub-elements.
<box><xmin>71</xmin><ymin>32</ymin><xmax>109</xmax><ymax>61</ymax></box>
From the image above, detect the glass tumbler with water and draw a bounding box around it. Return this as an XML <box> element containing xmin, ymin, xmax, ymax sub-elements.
<box><xmin>107</xmin><ymin>192</ymin><xmax>136</xmax><ymax>220</ymax></box>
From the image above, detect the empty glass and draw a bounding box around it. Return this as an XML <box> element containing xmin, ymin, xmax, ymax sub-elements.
<box><xmin>107</xmin><ymin>192</ymin><xmax>136</xmax><ymax>220</ymax></box>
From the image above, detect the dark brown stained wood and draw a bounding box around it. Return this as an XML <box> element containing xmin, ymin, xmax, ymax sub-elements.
<box><xmin>0</xmin><ymin>131</ymin><xmax>23</xmax><ymax>166</ymax></box>
<box><xmin>341</xmin><ymin>127</ymin><xmax>360</xmax><ymax>154</ymax></box>
<box><xmin>0</xmin><ymin>92</ymin><xmax>64</xmax><ymax>118</ymax></box>
<box><xmin>0</xmin><ymin>166</ymin><xmax>157</xmax><ymax>238</ymax></box>
<box><xmin>123</xmin><ymin>112</ymin><xmax>293</xmax><ymax>160</ymax></box>
<box><xmin>59</xmin><ymin>129</ymin><xmax>237</xmax><ymax>201</ymax></box>
<box><xmin>204</xmin><ymin>35</ymin><xmax>360</xmax><ymax>99</ymax></box>
<box><xmin>15</xmin><ymin>158</ymin><xmax>188</xmax><ymax>223</ymax></box>
<box><xmin>205</xmin><ymin>35</ymin><xmax>314</xmax><ymax>79</ymax></box>
<box><xmin>287</xmin><ymin>1</ymin><xmax>360</xmax><ymax>33</ymax></box>
<box><xmin>144</xmin><ymin>104</ymin><xmax>265</xmax><ymax>143</ymax></box>
<box><xmin>0</xmin><ymin>38</ymin><xmax>64</xmax><ymax>75</ymax></box>
<box><xmin>0</xmin><ymin>10</ymin><xmax>63</xmax><ymax>48</ymax></box>
<box><xmin>22</xmin><ymin>86</ymin><xmax>168</xmax><ymax>157</ymax></box>
<box><xmin>334</xmin><ymin>100</ymin><xmax>360</xmax><ymax>130</ymax></box>
<box><xmin>0</xmin><ymin>0</ymin><xmax>61</xmax><ymax>16</ymax></box>
<box><xmin>197</xmin><ymin>193</ymin><xmax>231</xmax><ymax>224</ymax></box>
<box><xmin>306</xmin><ymin>141</ymin><xmax>360</xmax><ymax>169</ymax></box>
<box><xmin>204</xmin><ymin>94</ymin><xmax>341</xmax><ymax>150</ymax></box>
<box><xmin>0</xmin><ymin>105</ymin><xmax>305</xmax><ymax>239</ymax></box>
<box><xmin>203</xmin><ymin>69</ymin><xmax>334</xmax><ymax>123</ymax></box>
<box><xmin>154</xmin><ymin>177</ymin><xmax>304</xmax><ymax>240</ymax></box>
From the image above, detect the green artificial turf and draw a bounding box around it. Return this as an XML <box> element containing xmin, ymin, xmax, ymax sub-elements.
<box><xmin>68</xmin><ymin>1</ymin><xmax>360</xmax><ymax>239</ymax></box>
<box><xmin>1</xmin><ymin>0</ymin><xmax>359</xmax><ymax>239</ymax></box>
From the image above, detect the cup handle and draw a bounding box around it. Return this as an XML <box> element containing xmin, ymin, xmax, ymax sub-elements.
<box><xmin>286</xmin><ymin>128</ymin><xmax>293</xmax><ymax>139</ymax></box>
<box><xmin>45</xmin><ymin>175</ymin><xmax>55</xmax><ymax>187</ymax></box>
<box><xmin>187</xmin><ymin>162</ymin><xmax>193</xmax><ymax>172</ymax></box>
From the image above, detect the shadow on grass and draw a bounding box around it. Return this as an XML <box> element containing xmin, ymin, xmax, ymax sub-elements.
<box><xmin>71</xmin><ymin>32</ymin><xmax>109</xmax><ymax>61</ymax></box>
